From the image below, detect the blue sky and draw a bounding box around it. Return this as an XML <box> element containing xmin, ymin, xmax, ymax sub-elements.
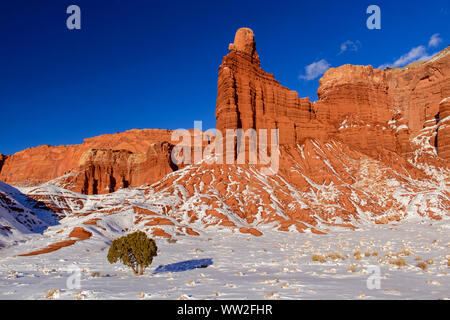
<box><xmin>0</xmin><ymin>0</ymin><xmax>448</xmax><ymax>155</ymax></box>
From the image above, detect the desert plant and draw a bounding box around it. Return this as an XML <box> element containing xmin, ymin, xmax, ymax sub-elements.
<box><xmin>107</xmin><ymin>231</ymin><xmax>158</xmax><ymax>275</ymax></box>
<box><xmin>389</xmin><ymin>258</ymin><xmax>407</xmax><ymax>268</ymax></box>
<box><xmin>347</xmin><ymin>264</ymin><xmax>357</xmax><ymax>273</ymax></box>
<box><xmin>311</xmin><ymin>254</ymin><xmax>326</xmax><ymax>263</ymax></box>
<box><xmin>354</xmin><ymin>250</ymin><xmax>363</xmax><ymax>260</ymax></box>
<box><xmin>326</xmin><ymin>252</ymin><xmax>343</xmax><ymax>261</ymax></box>
<box><xmin>417</xmin><ymin>261</ymin><xmax>427</xmax><ymax>271</ymax></box>
<box><xmin>398</xmin><ymin>248</ymin><xmax>412</xmax><ymax>256</ymax></box>
<box><xmin>91</xmin><ymin>271</ymin><xmax>101</xmax><ymax>277</ymax></box>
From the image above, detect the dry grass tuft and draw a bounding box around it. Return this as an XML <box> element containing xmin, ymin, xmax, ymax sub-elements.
<box><xmin>311</xmin><ymin>254</ymin><xmax>326</xmax><ymax>263</ymax></box>
<box><xmin>326</xmin><ymin>252</ymin><xmax>343</xmax><ymax>261</ymax></box>
<box><xmin>426</xmin><ymin>259</ymin><xmax>434</xmax><ymax>265</ymax></box>
<box><xmin>398</xmin><ymin>248</ymin><xmax>412</xmax><ymax>256</ymax></box>
<box><xmin>384</xmin><ymin>252</ymin><xmax>396</xmax><ymax>259</ymax></box>
<box><xmin>416</xmin><ymin>261</ymin><xmax>427</xmax><ymax>271</ymax></box>
<box><xmin>45</xmin><ymin>289</ymin><xmax>60</xmax><ymax>299</ymax></box>
<box><xmin>389</xmin><ymin>258</ymin><xmax>407</xmax><ymax>267</ymax></box>
<box><xmin>347</xmin><ymin>264</ymin><xmax>357</xmax><ymax>273</ymax></box>
<box><xmin>354</xmin><ymin>250</ymin><xmax>363</xmax><ymax>260</ymax></box>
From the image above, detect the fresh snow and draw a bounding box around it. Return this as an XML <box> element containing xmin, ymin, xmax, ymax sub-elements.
<box><xmin>0</xmin><ymin>221</ymin><xmax>448</xmax><ymax>299</ymax></box>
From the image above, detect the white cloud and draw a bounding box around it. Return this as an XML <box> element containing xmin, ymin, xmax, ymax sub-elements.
<box><xmin>299</xmin><ymin>59</ymin><xmax>331</xmax><ymax>80</ymax></box>
<box><xmin>339</xmin><ymin>40</ymin><xmax>361</xmax><ymax>54</ymax></box>
<box><xmin>428</xmin><ymin>33</ymin><xmax>443</xmax><ymax>47</ymax></box>
<box><xmin>379</xmin><ymin>34</ymin><xmax>444</xmax><ymax>69</ymax></box>
<box><xmin>379</xmin><ymin>45</ymin><xmax>429</xmax><ymax>69</ymax></box>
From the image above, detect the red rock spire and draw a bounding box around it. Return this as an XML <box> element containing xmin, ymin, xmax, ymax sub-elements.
<box><xmin>228</xmin><ymin>27</ymin><xmax>260</xmax><ymax>63</ymax></box>
<box><xmin>216</xmin><ymin>28</ymin><xmax>324</xmax><ymax>146</ymax></box>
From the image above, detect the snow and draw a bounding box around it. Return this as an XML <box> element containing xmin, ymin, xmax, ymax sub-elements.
<box><xmin>395</xmin><ymin>124</ymin><xmax>408</xmax><ymax>133</ymax></box>
<box><xmin>0</xmin><ymin>221</ymin><xmax>448</xmax><ymax>299</ymax></box>
<box><xmin>440</xmin><ymin>115</ymin><xmax>450</xmax><ymax>124</ymax></box>
<box><xmin>0</xmin><ymin>135</ymin><xmax>448</xmax><ymax>299</ymax></box>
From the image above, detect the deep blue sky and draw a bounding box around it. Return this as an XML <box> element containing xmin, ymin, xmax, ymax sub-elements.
<box><xmin>1</xmin><ymin>0</ymin><xmax>448</xmax><ymax>155</ymax></box>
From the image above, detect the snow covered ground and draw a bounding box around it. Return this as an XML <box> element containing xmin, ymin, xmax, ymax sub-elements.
<box><xmin>0</xmin><ymin>220</ymin><xmax>448</xmax><ymax>300</ymax></box>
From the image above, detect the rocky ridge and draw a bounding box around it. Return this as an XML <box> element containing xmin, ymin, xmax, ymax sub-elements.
<box><xmin>0</xmin><ymin>28</ymin><xmax>448</xmax><ymax>246</ymax></box>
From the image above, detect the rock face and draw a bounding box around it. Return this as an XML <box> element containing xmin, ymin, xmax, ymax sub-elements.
<box><xmin>0</xmin><ymin>154</ymin><xmax>6</xmax><ymax>173</ymax></box>
<box><xmin>61</xmin><ymin>142</ymin><xmax>175</xmax><ymax>194</ymax></box>
<box><xmin>386</xmin><ymin>48</ymin><xmax>450</xmax><ymax>134</ymax></box>
<box><xmin>0</xmin><ymin>180</ymin><xmax>59</xmax><ymax>243</ymax></box>
<box><xmin>216</xmin><ymin>28</ymin><xmax>333</xmax><ymax>146</ymax></box>
<box><xmin>0</xmin><ymin>28</ymin><xmax>448</xmax><ymax>241</ymax></box>
<box><xmin>438</xmin><ymin>98</ymin><xmax>450</xmax><ymax>160</ymax></box>
<box><xmin>0</xmin><ymin>27</ymin><xmax>449</xmax><ymax>202</ymax></box>
<box><xmin>217</xmin><ymin>28</ymin><xmax>450</xmax><ymax>160</ymax></box>
<box><xmin>316</xmin><ymin>48</ymin><xmax>450</xmax><ymax>156</ymax></box>
<box><xmin>0</xmin><ymin>129</ymin><xmax>177</xmax><ymax>194</ymax></box>
<box><xmin>316</xmin><ymin>65</ymin><xmax>392</xmax><ymax>126</ymax></box>
<box><xmin>316</xmin><ymin>49</ymin><xmax>450</xmax><ymax>133</ymax></box>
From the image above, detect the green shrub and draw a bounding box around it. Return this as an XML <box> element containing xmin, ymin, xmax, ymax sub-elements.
<box><xmin>107</xmin><ymin>231</ymin><xmax>158</xmax><ymax>275</ymax></box>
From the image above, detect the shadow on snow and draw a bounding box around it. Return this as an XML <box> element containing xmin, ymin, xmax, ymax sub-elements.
<box><xmin>153</xmin><ymin>258</ymin><xmax>213</xmax><ymax>274</ymax></box>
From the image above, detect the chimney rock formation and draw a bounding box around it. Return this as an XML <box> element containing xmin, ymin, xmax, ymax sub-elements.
<box><xmin>0</xmin><ymin>28</ymin><xmax>449</xmax><ymax>195</ymax></box>
<box><xmin>217</xmin><ymin>28</ymin><xmax>450</xmax><ymax>159</ymax></box>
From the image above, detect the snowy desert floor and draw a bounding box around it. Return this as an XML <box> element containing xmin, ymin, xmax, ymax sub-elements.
<box><xmin>0</xmin><ymin>220</ymin><xmax>449</xmax><ymax>300</ymax></box>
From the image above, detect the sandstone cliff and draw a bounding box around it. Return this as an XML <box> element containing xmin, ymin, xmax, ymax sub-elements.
<box><xmin>438</xmin><ymin>98</ymin><xmax>450</xmax><ymax>160</ymax></box>
<box><xmin>0</xmin><ymin>154</ymin><xmax>6</xmax><ymax>173</ymax></box>
<box><xmin>0</xmin><ymin>129</ymin><xmax>177</xmax><ymax>194</ymax></box>
<box><xmin>1</xmin><ymin>28</ymin><xmax>449</xmax><ymax>198</ymax></box>
<box><xmin>216</xmin><ymin>28</ymin><xmax>334</xmax><ymax>147</ymax></box>
<box><xmin>217</xmin><ymin>28</ymin><xmax>450</xmax><ymax>160</ymax></box>
<box><xmin>0</xmin><ymin>28</ymin><xmax>448</xmax><ymax>240</ymax></box>
<box><xmin>316</xmin><ymin>47</ymin><xmax>450</xmax><ymax>157</ymax></box>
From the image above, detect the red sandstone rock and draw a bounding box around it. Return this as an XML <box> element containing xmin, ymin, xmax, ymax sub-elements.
<box><xmin>438</xmin><ymin>98</ymin><xmax>450</xmax><ymax>160</ymax></box>
<box><xmin>216</xmin><ymin>28</ymin><xmax>334</xmax><ymax>147</ymax></box>
<box><xmin>0</xmin><ymin>129</ymin><xmax>176</xmax><ymax>194</ymax></box>
<box><xmin>185</xmin><ymin>227</ymin><xmax>200</xmax><ymax>236</ymax></box>
<box><xmin>217</xmin><ymin>28</ymin><xmax>450</xmax><ymax>161</ymax></box>
<box><xmin>18</xmin><ymin>240</ymin><xmax>78</xmax><ymax>256</ymax></box>
<box><xmin>69</xmin><ymin>227</ymin><xmax>92</xmax><ymax>240</ymax></box>
<box><xmin>152</xmin><ymin>228</ymin><xmax>171</xmax><ymax>238</ymax></box>
<box><xmin>1</xmin><ymin>28</ymin><xmax>449</xmax><ymax>213</ymax></box>
<box><xmin>0</xmin><ymin>154</ymin><xmax>6</xmax><ymax>172</ymax></box>
<box><xmin>316</xmin><ymin>48</ymin><xmax>450</xmax><ymax>155</ymax></box>
<box><xmin>18</xmin><ymin>227</ymin><xmax>92</xmax><ymax>256</ymax></box>
<box><xmin>8</xmin><ymin>29</ymin><xmax>447</xmax><ymax>242</ymax></box>
<box><xmin>239</xmin><ymin>227</ymin><xmax>263</xmax><ymax>236</ymax></box>
<box><xmin>62</xmin><ymin>141</ymin><xmax>175</xmax><ymax>194</ymax></box>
